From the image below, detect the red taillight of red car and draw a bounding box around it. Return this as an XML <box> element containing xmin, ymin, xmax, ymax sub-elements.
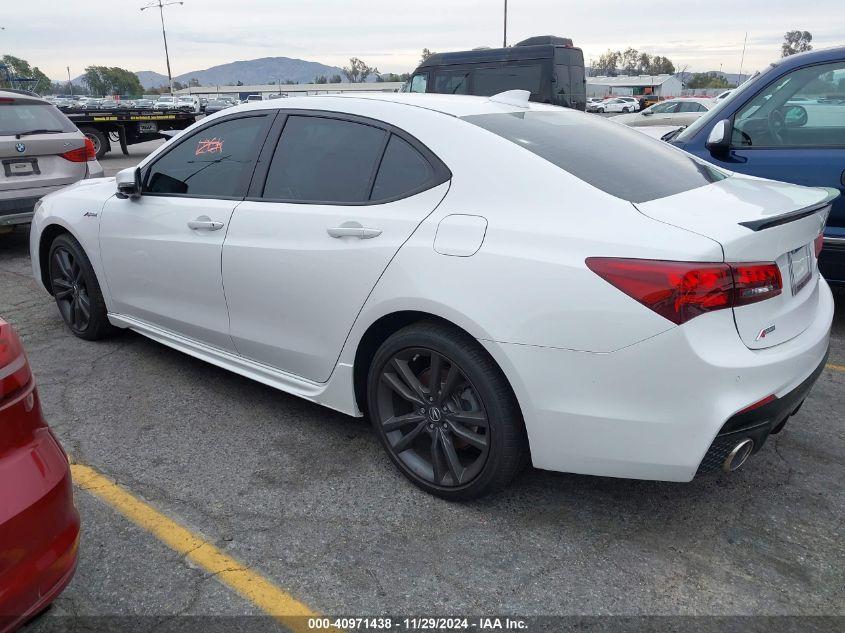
<box><xmin>59</xmin><ymin>137</ymin><xmax>97</xmax><ymax>162</ymax></box>
<box><xmin>0</xmin><ymin>318</ymin><xmax>32</xmax><ymax>403</ymax></box>
<box><xmin>586</xmin><ymin>258</ymin><xmax>783</xmax><ymax>325</ymax></box>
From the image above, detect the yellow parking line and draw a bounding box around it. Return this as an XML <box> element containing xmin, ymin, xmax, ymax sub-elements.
<box><xmin>827</xmin><ymin>363</ymin><xmax>845</xmax><ymax>373</ymax></box>
<box><xmin>71</xmin><ymin>463</ymin><xmax>338</xmax><ymax>633</ymax></box>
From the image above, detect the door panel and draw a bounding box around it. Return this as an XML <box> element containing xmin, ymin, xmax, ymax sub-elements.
<box><xmin>100</xmin><ymin>195</ymin><xmax>238</xmax><ymax>350</ymax></box>
<box><xmin>222</xmin><ymin>183</ymin><xmax>449</xmax><ymax>382</ymax></box>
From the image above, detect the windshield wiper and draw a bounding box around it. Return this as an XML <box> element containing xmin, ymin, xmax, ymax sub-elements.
<box><xmin>14</xmin><ymin>129</ymin><xmax>64</xmax><ymax>138</ymax></box>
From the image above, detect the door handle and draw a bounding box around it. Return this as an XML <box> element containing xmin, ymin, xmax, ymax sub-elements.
<box><xmin>188</xmin><ymin>216</ymin><xmax>224</xmax><ymax>231</ymax></box>
<box><xmin>327</xmin><ymin>222</ymin><xmax>382</xmax><ymax>239</ymax></box>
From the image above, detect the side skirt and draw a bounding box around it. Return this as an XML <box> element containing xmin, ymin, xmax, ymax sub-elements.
<box><xmin>107</xmin><ymin>313</ymin><xmax>360</xmax><ymax>417</ymax></box>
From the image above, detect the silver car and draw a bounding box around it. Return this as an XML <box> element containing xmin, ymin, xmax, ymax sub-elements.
<box><xmin>0</xmin><ymin>91</ymin><xmax>104</xmax><ymax>227</ymax></box>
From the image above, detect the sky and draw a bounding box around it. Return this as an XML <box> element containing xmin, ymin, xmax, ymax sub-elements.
<box><xmin>3</xmin><ymin>0</ymin><xmax>843</xmax><ymax>80</ymax></box>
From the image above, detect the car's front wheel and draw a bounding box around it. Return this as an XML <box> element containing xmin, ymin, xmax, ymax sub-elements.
<box><xmin>367</xmin><ymin>322</ymin><xmax>527</xmax><ymax>500</ymax></box>
<box><xmin>48</xmin><ymin>234</ymin><xmax>115</xmax><ymax>340</ymax></box>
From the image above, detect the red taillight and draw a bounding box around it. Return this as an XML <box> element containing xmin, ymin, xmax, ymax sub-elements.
<box><xmin>0</xmin><ymin>319</ymin><xmax>32</xmax><ymax>403</ymax></box>
<box><xmin>60</xmin><ymin>138</ymin><xmax>97</xmax><ymax>162</ymax></box>
<box><xmin>814</xmin><ymin>232</ymin><xmax>824</xmax><ymax>258</ymax></box>
<box><xmin>586</xmin><ymin>258</ymin><xmax>783</xmax><ymax>325</ymax></box>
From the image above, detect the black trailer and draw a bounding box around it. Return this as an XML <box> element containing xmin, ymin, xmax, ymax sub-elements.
<box><xmin>59</xmin><ymin>108</ymin><xmax>198</xmax><ymax>159</ymax></box>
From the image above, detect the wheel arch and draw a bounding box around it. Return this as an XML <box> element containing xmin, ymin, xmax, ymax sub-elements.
<box><xmin>351</xmin><ymin>310</ymin><xmax>526</xmax><ymax>435</ymax></box>
<box><xmin>38</xmin><ymin>223</ymin><xmax>74</xmax><ymax>295</ymax></box>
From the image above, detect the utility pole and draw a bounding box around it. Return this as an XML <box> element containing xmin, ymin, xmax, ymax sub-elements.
<box><xmin>67</xmin><ymin>66</ymin><xmax>73</xmax><ymax>96</ymax></box>
<box><xmin>141</xmin><ymin>0</ymin><xmax>183</xmax><ymax>94</ymax></box>
<box><xmin>503</xmin><ymin>0</ymin><xmax>508</xmax><ymax>47</ymax></box>
<box><xmin>738</xmin><ymin>31</ymin><xmax>748</xmax><ymax>84</ymax></box>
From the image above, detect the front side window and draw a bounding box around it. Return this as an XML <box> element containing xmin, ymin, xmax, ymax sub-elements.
<box><xmin>409</xmin><ymin>73</ymin><xmax>428</xmax><ymax>93</ymax></box>
<box><xmin>434</xmin><ymin>70</ymin><xmax>470</xmax><ymax>95</ymax></box>
<box><xmin>648</xmin><ymin>101</ymin><xmax>681</xmax><ymax>114</ymax></box>
<box><xmin>144</xmin><ymin>115</ymin><xmax>268</xmax><ymax>197</ymax></box>
<box><xmin>263</xmin><ymin>115</ymin><xmax>387</xmax><ymax>203</ymax></box>
<box><xmin>733</xmin><ymin>61</ymin><xmax>845</xmax><ymax>148</ymax></box>
<box><xmin>679</xmin><ymin>101</ymin><xmax>707</xmax><ymax>113</ymax></box>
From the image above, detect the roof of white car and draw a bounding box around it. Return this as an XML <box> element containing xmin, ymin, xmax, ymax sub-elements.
<box><xmin>230</xmin><ymin>91</ymin><xmax>564</xmax><ymax>119</ymax></box>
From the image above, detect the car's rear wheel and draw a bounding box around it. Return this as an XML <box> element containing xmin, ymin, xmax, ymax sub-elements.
<box><xmin>367</xmin><ymin>322</ymin><xmax>527</xmax><ymax>500</ymax></box>
<box><xmin>48</xmin><ymin>234</ymin><xmax>114</xmax><ymax>340</ymax></box>
<box><xmin>80</xmin><ymin>127</ymin><xmax>108</xmax><ymax>159</ymax></box>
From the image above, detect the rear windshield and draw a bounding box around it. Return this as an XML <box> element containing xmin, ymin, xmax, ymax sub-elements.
<box><xmin>462</xmin><ymin>111</ymin><xmax>727</xmax><ymax>203</ymax></box>
<box><xmin>0</xmin><ymin>103</ymin><xmax>76</xmax><ymax>136</ymax></box>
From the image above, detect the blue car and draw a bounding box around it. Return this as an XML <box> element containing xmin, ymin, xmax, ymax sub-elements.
<box><xmin>670</xmin><ymin>46</ymin><xmax>845</xmax><ymax>285</ymax></box>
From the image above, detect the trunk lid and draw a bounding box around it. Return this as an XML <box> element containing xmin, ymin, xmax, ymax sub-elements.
<box><xmin>0</xmin><ymin>132</ymin><xmax>88</xmax><ymax>192</ymax></box>
<box><xmin>635</xmin><ymin>176</ymin><xmax>836</xmax><ymax>349</ymax></box>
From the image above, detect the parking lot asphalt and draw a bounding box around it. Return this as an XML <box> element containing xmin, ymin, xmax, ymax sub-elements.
<box><xmin>2</xmin><ymin>143</ymin><xmax>844</xmax><ymax>628</ymax></box>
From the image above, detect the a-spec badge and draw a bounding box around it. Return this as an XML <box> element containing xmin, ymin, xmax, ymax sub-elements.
<box><xmin>83</xmin><ymin>211</ymin><xmax>98</xmax><ymax>218</ymax></box>
<box><xmin>755</xmin><ymin>324</ymin><xmax>776</xmax><ymax>341</ymax></box>
<box><xmin>15</xmin><ymin>142</ymin><xmax>25</xmax><ymax>153</ymax></box>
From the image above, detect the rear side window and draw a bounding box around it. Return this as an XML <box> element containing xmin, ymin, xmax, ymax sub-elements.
<box><xmin>0</xmin><ymin>103</ymin><xmax>76</xmax><ymax>136</ymax></box>
<box><xmin>371</xmin><ymin>135</ymin><xmax>434</xmax><ymax>201</ymax></box>
<box><xmin>462</xmin><ymin>110</ymin><xmax>727</xmax><ymax>203</ymax></box>
<box><xmin>263</xmin><ymin>115</ymin><xmax>387</xmax><ymax>203</ymax></box>
<box><xmin>144</xmin><ymin>115</ymin><xmax>268</xmax><ymax>197</ymax></box>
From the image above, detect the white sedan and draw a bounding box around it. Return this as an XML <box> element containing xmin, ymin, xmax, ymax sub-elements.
<box><xmin>30</xmin><ymin>91</ymin><xmax>835</xmax><ymax>499</ymax></box>
<box><xmin>612</xmin><ymin>97</ymin><xmax>714</xmax><ymax>127</ymax></box>
<box><xmin>592</xmin><ymin>97</ymin><xmax>639</xmax><ymax>113</ymax></box>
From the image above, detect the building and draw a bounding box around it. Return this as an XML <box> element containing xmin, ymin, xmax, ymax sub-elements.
<box><xmin>586</xmin><ymin>74</ymin><xmax>683</xmax><ymax>99</ymax></box>
<box><xmin>173</xmin><ymin>82</ymin><xmax>404</xmax><ymax>101</ymax></box>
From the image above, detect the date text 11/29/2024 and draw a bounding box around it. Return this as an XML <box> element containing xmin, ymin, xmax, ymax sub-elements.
<box><xmin>307</xmin><ymin>617</ymin><xmax>528</xmax><ymax>630</ymax></box>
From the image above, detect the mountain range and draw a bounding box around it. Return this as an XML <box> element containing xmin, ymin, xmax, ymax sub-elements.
<box><xmin>72</xmin><ymin>56</ymin><xmax>352</xmax><ymax>89</ymax></box>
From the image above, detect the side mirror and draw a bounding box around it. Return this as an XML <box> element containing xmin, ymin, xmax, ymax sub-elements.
<box><xmin>116</xmin><ymin>167</ymin><xmax>141</xmax><ymax>199</ymax></box>
<box><xmin>783</xmin><ymin>104</ymin><xmax>808</xmax><ymax>128</ymax></box>
<box><xmin>705</xmin><ymin>119</ymin><xmax>731</xmax><ymax>154</ymax></box>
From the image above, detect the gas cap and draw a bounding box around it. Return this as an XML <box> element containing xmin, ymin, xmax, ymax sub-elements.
<box><xmin>433</xmin><ymin>214</ymin><xmax>488</xmax><ymax>257</ymax></box>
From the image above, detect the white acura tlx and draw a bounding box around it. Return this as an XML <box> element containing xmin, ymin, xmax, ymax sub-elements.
<box><xmin>30</xmin><ymin>91</ymin><xmax>835</xmax><ymax>499</ymax></box>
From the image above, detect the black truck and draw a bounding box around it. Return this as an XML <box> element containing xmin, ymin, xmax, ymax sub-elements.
<box><xmin>404</xmin><ymin>35</ymin><xmax>587</xmax><ymax>110</ymax></box>
<box><xmin>57</xmin><ymin>107</ymin><xmax>198</xmax><ymax>159</ymax></box>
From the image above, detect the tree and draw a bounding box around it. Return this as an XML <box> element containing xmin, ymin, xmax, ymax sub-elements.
<box><xmin>380</xmin><ymin>72</ymin><xmax>409</xmax><ymax>83</ymax></box>
<box><xmin>620</xmin><ymin>48</ymin><xmax>641</xmax><ymax>75</ymax></box>
<box><xmin>686</xmin><ymin>72</ymin><xmax>733</xmax><ymax>89</ymax></box>
<box><xmin>329</xmin><ymin>74</ymin><xmax>342</xmax><ymax>83</ymax></box>
<box><xmin>1</xmin><ymin>54</ymin><xmax>52</xmax><ymax>94</ymax></box>
<box><xmin>342</xmin><ymin>57</ymin><xmax>379</xmax><ymax>83</ymax></box>
<box><xmin>314</xmin><ymin>75</ymin><xmax>328</xmax><ymax>84</ymax></box>
<box><xmin>83</xmin><ymin>66</ymin><xmax>143</xmax><ymax>97</ymax></box>
<box><xmin>647</xmin><ymin>55</ymin><xmax>675</xmax><ymax>75</ymax></box>
<box><xmin>420</xmin><ymin>48</ymin><xmax>435</xmax><ymax>64</ymax></box>
<box><xmin>782</xmin><ymin>30</ymin><xmax>812</xmax><ymax>57</ymax></box>
<box><xmin>591</xmin><ymin>50</ymin><xmax>621</xmax><ymax>76</ymax></box>
<box><xmin>172</xmin><ymin>80</ymin><xmax>185</xmax><ymax>91</ymax></box>
<box><xmin>187</xmin><ymin>77</ymin><xmax>200</xmax><ymax>87</ymax></box>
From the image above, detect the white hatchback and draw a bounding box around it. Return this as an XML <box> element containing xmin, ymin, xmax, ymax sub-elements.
<box><xmin>29</xmin><ymin>92</ymin><xmax>835</xmax><ymax>498</ymax></box>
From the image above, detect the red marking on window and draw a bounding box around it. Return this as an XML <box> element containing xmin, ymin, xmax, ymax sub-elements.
<box><xmin>196</xmin><ymin>138</ymin><xmax>224</xmax><ymax>155</ymax></box>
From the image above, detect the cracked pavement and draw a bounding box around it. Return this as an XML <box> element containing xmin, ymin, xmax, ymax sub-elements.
<box><xmin>2</xmin><ymin>143</ymin><xmax>844</xmax><ymax>624</ymax></box>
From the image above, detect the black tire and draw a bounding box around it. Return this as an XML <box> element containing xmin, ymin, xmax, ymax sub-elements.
<box><xmin>80</xmin><ymin>127</ymin><xmax>108</xmax><ymax>159</ymax></box>
<box><xmin>48</xmin><ymin>233</ymin><xmax>115</xmax><ymax>340</ymax></box>
<box><xmin>367</xmin><ymin>321</ymin><xmax>527</xmax><ymax>500</ymax></box>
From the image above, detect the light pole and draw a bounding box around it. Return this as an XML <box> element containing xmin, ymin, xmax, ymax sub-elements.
<box><xmin>141</xmin><ymin>0</ymin><xmax>183</xmax><ymax>94</ymax></box>
<box><xmin>503</xmin><ymin>0</ymin><xmax>508</xmax><ymax>47</ymax></box>
<box><xmin>67</xmin><ymin>66</ymin><xmax>73</xmax><ymax>96</ymax></box>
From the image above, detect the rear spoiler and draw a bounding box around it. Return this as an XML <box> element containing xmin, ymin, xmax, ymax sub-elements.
<box><xmin>739</xmin><ymin>188</ymin><xmax>839</xmax><ymax>232</ymax></box>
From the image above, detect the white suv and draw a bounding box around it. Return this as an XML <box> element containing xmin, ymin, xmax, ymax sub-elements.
<box><xmin>0</xmin><ymin>90</ymin><xmax>103</xmax><ymax>228</ymax></box>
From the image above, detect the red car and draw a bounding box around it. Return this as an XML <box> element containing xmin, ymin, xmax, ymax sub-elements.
<box><xmin>0</xmin><ymin>318</ymin><xmax>79</xmax><ymax>632</ymax></box>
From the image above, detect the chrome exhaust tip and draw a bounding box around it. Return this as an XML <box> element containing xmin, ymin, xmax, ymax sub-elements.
<box><xmin>723</xmin><ymin>438</ymin><xmax>754</xmax><ymax>473</ymax></box>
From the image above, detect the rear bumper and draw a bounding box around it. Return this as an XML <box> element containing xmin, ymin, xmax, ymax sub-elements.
<box><xmin>0</xmin><ymin>187</ymin><xmax>62</xmax><ymax>225</ymax></box>
<box><xmin>0</xmin><ymin>395</ymin><xmax>80</xmax><ymax>631</ymax></box>
<box><xmin>483</xmin><ymin>277</ymin><xmax>834</xmax><ymax>481</ymax></box>
<box><xmin>696</xmin><ymin>347</ymin><xmax>829</xmax><ymax>473</ymax></box>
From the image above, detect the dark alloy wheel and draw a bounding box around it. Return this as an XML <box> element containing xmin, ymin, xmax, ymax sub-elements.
<box><xmin>51</xmin><ymin>246</ymin><xmax>92</xmax><ymax>333</ymax></box>
<box><xmin>377</xmin><ymin>347</ymin><xmax>490</xmax><ymax>487</ymax></box>
<box><xmin>48</xmin><ymin>234</ymin><xmax>114</xmax><ymax>340</ymax></box>
<box><xmin>368</xmin><ymin>322</ymin><xmax>527</xmax><ymax>499</ymax></box>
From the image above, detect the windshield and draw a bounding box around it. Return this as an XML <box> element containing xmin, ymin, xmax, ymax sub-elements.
<box><xmin>463</xmin><ymin>110</ymin><xmax>727</xmax><ymax>203</ymax></box>
<box><xmin>0</xmin><ymin>103</ymin><xmax>76</xmax><ymax>136</ymax></box>
<box><xmin>675</xmin><ymin>70</ymin><xmax>764</xmax><ymax>142</ymax></box>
